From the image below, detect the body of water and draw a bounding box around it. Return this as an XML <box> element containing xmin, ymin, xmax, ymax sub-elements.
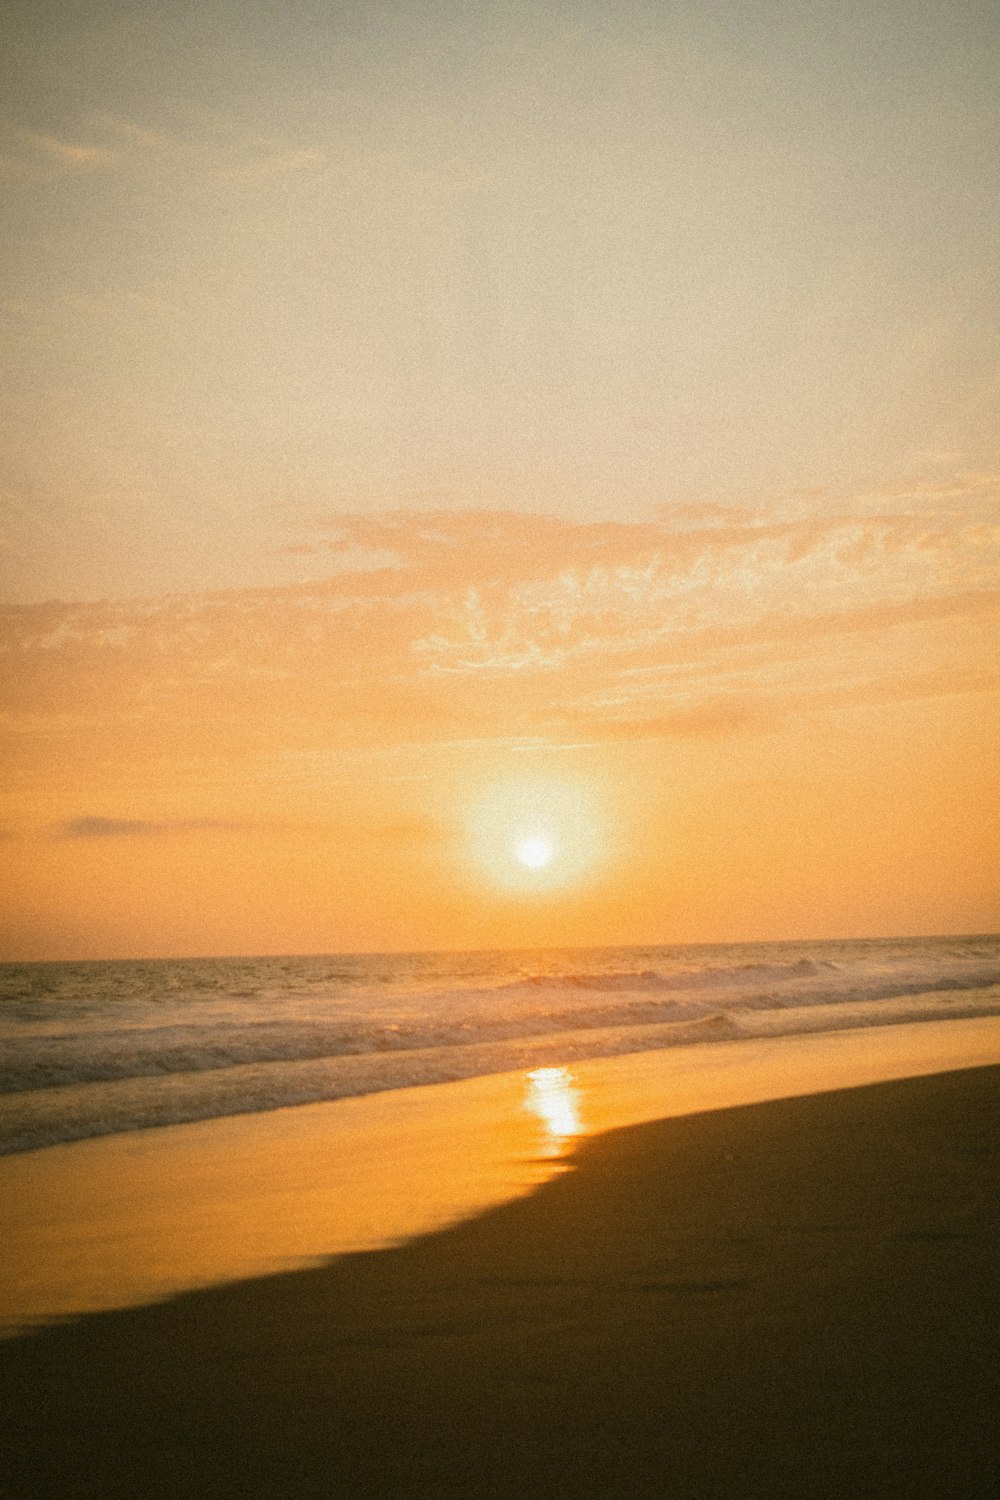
<box><xmin>2</xmin><ymin>934</ymin><xmax>999</xmax><ymax>1155</ymax></box>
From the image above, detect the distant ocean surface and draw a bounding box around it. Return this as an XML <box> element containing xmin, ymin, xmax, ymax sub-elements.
<box><xmin>2</xmin><ymin>936</ymin><xmax>999</xmax><ymax>1155</ymax></box>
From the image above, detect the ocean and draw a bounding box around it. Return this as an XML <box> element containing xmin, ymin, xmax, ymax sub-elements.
<box><xmin>2</xmin><ymin>934</ymin><xmax>998</xmax><ymax>1156</ymax></box>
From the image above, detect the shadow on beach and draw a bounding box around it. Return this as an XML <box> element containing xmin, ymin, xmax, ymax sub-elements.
<box><xmin>2</xmin><ymin>1067</ymin><xmax>998</xmax><ymax>1499</ymax></box>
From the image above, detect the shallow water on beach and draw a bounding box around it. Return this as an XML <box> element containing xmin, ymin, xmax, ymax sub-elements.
<box><xmin>2</xmin><ymin>934</ymin><xmax>998</xmax><ymax>1154</ymax></box>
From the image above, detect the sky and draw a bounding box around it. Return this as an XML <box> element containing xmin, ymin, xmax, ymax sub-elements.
<box><xmin>1</xmin><ymin>0</ymin><xmax>998</xmax><ymax>959</ymax></box>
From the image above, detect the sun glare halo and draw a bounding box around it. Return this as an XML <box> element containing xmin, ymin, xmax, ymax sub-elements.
<box><xmin>465</xmin><ymin>773</ymin><xmax>603</xmax><ymax>893</ymax></box>
<box><xmin>517</xmin><ymin>835</ymin><xmax>553</xmax><ymax>869</ymax></box>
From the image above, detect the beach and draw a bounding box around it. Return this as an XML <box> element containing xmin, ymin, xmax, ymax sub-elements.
<box><xmin>2</xmin><ymin>1019</ymin><xmax>999</xmax><ymax>1498</ymax></box>
<box><xmin>6</xmin><ymin>3</ymin><xmax>999</xmax><ymax>1494</ymax></box>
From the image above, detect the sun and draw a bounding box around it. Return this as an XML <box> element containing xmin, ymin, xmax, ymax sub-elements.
<box><xmin>517</xmin><ymin>835</ymin><xmax>554</xmax><ymax>869</ymax></box>
<box><xmin>465</xmin><ymin>773</ymin><xmax>602</xmax><ymax>892</ymax></box>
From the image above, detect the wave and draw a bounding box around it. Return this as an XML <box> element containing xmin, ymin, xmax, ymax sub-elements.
<box><xmin>505</xmin><ymin>958</ymin><xmax>831</xmax><ymax>993</ymax></box>
<box><xmin>3</xmin><ymin>935</ymin><xmax>999</xmax><ymax>1156</ymax></box>
<box><xmin>0</xmin><ymin>1002</ymin><xmax>718</xmax><ymax>1093</ymax></box>
<box><xmin>1</xmin><ymin>984</ymin><xmax>999</xmax><ymax>1155</ymax></box>
<box><xmin>0</xmin><ymin>1013</ymin><xmax>746</xmax><ymax>1155</ymax></box>
<box><xmin>4</xmin><ymin>969</ymin><xmax>1000</xmax><ymax>1096</ymax></box>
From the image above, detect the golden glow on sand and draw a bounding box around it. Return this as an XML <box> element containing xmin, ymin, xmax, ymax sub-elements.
<box><xmin>6</xmin><ymin>1021</ymin><xmax>998</xmax><ymax>1331</ymax></box>
<box><xmin>466</xmin><ymin>774</ymin><xmax>604</xmax><ymax>893</ymax></box>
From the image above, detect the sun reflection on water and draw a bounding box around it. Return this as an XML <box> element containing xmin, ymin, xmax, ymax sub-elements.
<box><xmin>523</xmin><ymin>1066</ymin><xmax>584</xmax><ymax>1154</ymax></box>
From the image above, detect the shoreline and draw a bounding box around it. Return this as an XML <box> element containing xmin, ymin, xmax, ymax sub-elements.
<box><xmin>5</xmin><ymin>982</ymin><xmax>1000</xmax><ymax>1161</ymax></box>
<box><xmin>3</xmin><ymin>1013</ymin><xmax>1000</xmax><ymax>1334</ymax></box>
<box><xmin>2</xmin><ymin>1054</ymin><xmax>998</xmax><ymax>1497</ymax></box>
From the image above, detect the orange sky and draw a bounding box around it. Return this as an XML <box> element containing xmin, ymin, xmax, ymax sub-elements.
<box><xmin>1</xmin><ymin>2</ymin><xmax>998</xmax><ymax>957</ymax></box>
<box><xmin>3</xmin><ymin>500</ymin><xmax>997</xmax><ymax>957</ymax></box>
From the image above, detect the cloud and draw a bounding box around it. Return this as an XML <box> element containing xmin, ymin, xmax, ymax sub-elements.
<box><xmin>2</xmin><ymin>109</ymin><xmax>331</xmax><ymax>189</ymax></box>
<box><xmin>91</xmin><ymin>114</ymin><xmax>173</xmax><ymax>150</ymax></box>
<box><xmin>2</xmin><ymin>496</ymin><xmax>997</xmax><ymax>771</ymax></box>
<box><xmin>216</xmin><ymin>148</ymin><xmax>326</xmax><ymax>183</ymax></box>
<box><xmin>54</xmin><ymin>817</ymin><xmax>242</xmax><ymax>839</ymax></box>
<box><xmin>11</xmin><ymin>130</ymin><xmax>116</xmax><ymax>172</ymax></box>
<box><xmin>553</xmin><ymin>699</ymin><xmax>761</xmax><ymax>743</ymax></box>
<box><xmin>0</xmin><ymin>122</ymin><xmax>120</xmax><ymax>180</ymax></box>
<box><xmin>272</xmin><ymin>540</ymin><xmax>404</xmax><ymax>573</ymax></box>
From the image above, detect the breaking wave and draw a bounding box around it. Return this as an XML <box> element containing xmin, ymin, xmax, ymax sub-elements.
<box><xmin>1</xmin><ymin>935</ymin><xmax>998</xmax><ymax>1154</ymax></box>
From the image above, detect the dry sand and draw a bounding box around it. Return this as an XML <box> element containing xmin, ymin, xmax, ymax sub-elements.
<box><xmin>1</xmin><ymin>1037</ymin><xmax>998</xmax><ymax>1498</ymax></box>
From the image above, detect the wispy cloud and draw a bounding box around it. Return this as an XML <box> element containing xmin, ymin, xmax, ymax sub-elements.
<box><xmin>54</xmin><ymin>817</ymin><xmax>244</xmax><ymax>839</ymax></box>
<box><xmin>5</xmin><ymin>128</ymin><xmax>117</xmax><ymax>173</ymax></box>
<box><xmin>2</xmin><ymin>496</ymin><xmax>997</xmax><ymax>771</ymax></box>
<box><xmin>216</xmin><ymin>147</ymin><xmax>326</xmax><ymax>183</ymax></box>
<box><xmin>90</xmin><ymin>114</ymin><xmax>174</xmax><ymax>150</ymax></box>
<box><xmin>2</xmin><ymin>109</ymin><xmax>329</xmax><ymax>187</ymax></box>
<box><xmin>555</xmin><ymin>699</ymin><xmax>762</xmax><ymax>743</ymax></box>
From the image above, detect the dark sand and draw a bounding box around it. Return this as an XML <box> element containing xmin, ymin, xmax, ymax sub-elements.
<box><xmin>2</xmin><ymin>1065</ymin><xmax>998</xmax><ymax>1500</ymax></box>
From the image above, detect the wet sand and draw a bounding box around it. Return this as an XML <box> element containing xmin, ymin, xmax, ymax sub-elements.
<box><xmin>2</xmin><ymin>1055</ymin><xmax>998</xmax><ymax>1498</ymax></box>
<box><xmin>4</xmin><ymin>1017</ymin><xmax>998</xmax><ymax>1332</ymax></box>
